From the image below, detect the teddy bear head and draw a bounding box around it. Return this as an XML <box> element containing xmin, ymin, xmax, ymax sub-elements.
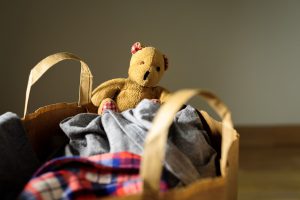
<box><xmin>128</xmin><ymin>42</ymin><xmax>168</xmax><ymax>87</ymax></box>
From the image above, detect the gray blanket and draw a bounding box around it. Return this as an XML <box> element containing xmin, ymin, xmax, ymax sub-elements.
<box><xmin>60</xmin><ymin>99</ymin><xmax>217</xmax><ymax>186</ymax></box>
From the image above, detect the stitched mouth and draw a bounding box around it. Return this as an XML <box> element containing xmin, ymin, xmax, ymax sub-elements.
<box><xmin>143</xmin><ymin>71</ymin><xmax>150</xmax><ymax>80</ymax></box>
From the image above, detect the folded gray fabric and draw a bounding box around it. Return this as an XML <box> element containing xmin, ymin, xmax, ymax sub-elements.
<box><xmin>0</xmin><ymin>112</ymin><xmax>39</xmax><ymax>200</ymax></box>
<box><xmin>60</xmin><ymin>99</ymin><xmax>217</xmax><ymax>186</ymax></box>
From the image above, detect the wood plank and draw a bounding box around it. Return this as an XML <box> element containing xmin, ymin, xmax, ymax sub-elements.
<box><xmin>237</xmin><ymin>125</ymin><xmax>300</xmax><ymax>200</ymax></box>
<box><xmin>236</xmin><ymin>125</ymin><xmax>300</xmax><ymax>147</ymax></box>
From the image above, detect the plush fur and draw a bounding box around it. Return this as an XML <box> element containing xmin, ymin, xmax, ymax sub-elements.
<box><xmin>91</xmin><ymin>42</ymin><xmax>170</xmax><ymax>114</ymax></box>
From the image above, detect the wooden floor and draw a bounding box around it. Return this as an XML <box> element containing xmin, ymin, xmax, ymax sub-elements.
<box><xmin>237</xmin><ymin>126</ymin><xmax>300</xmax><ymax>200</ymax></box>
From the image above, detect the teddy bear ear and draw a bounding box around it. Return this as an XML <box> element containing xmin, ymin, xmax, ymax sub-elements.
<box><xmin>131</xmin><ymin>42</ymin><xmax>143</xmax><ymax>54</ymax></box>
<box><xmin>163</xmin><ymin>54</ymin><xmax>169</xmax><ymax>71</ymax></box>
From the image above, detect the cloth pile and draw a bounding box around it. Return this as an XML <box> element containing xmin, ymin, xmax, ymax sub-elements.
<box><xmin>60</xmin><ymin>99</ymin><xmax>217</xmax><ymax>186</ymax></box>
<box><xmin>0</xmin><ymin>99</ymin><xmax>218</xmax><ymax>199</ymax></box>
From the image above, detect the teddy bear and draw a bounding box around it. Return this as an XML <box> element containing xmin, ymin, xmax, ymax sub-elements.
<box><xmin>91</xmin><ymin>42</ymin><xmax>171</xmax><ymax>115</ymax></box>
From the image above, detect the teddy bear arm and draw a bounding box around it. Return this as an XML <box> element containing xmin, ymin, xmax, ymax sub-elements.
<box><xmin>156</xmin><ymin>86</ymin><xmax>171</xmax><ymax>103</ymax></box>
<box><xmin>91</xmin><ymin>78</ymin><xmax>125</xmax><ymax>106</ymax></box>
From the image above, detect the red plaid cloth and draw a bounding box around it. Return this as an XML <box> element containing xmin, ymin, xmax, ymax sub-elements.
<box><xmin>150</xmin><ymin>99</ymin><xmax>161</xmax><ymax>104</ymax></box>
<box><xmin>19</xmin><ymin>152</ymin><xmax>168</xmax><ymax>200</ymax></box>
<box><xmin>100</xmin><ymin>99</ymin><xmax>119</xmax><ymax>113</ymax></box>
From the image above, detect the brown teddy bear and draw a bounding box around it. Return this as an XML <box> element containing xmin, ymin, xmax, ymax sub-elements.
<box><xmin>91</xmin><ymin>42</ymin><xmax>171</xmax><ymax>115</ymax></box>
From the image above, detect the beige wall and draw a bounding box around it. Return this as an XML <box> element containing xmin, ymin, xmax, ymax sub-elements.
<box><xmin>1</xmin><ymin>0</ymin><xmax>300</xmax><ymax>125</ymax></box>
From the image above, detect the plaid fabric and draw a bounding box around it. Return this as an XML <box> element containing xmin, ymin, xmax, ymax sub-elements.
<box><xmin>101</xmin><ymin>99</ymin><xmax>118</xmax><ymax>113</ymax></box>
<box><xmin>150</xmin><ymin>99</ymin><xmax>161</xmax><ymax>104</ymax></box>
<box><xmin>20</xmin><ymin>152</ymin><xmax>168</xmax><ymax>200</ymax></box>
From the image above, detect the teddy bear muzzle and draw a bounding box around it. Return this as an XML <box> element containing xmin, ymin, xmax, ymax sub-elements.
<box><xmin>143</xmin><ymin>71</ymin><xmax>150</xmax><ymax>80</ymax></box>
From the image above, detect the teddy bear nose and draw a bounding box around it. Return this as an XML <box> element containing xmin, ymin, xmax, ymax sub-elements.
<box><xmin>143</xmin><ymin>71</ymin><xmax>150</xmax><ymax>80</ymax></box>
<box><xmin>156</xmin><ymin>66</ymin><xmax>160</xmax><ymax>72</ymax></box>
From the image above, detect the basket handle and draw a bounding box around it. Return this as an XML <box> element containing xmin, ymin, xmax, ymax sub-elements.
<box><xmin>141</xmin><ymin>89</ymin><xmax>234</xmax><ymax>197</ymax></box>
<box><xmin>23</xmin><ymin>52</ymin><xmax>93</xmax><ymax>117</ymax></box>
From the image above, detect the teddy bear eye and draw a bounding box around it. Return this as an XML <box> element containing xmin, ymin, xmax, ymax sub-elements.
<box><xmin>139</xmin><ymin>61</ymin><xmax>145</xmax><ymax>65</ymax></box>
<box><xmin>156</xmin><ymin>66</ymin><xmax>160</xmax><ymax>72</ymax></box>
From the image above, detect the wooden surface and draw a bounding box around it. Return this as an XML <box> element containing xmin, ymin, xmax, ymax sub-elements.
<box><xmin>237</xmin><ymin>125</ymin><xmax>300</xmax><ymax>200</ymax></box>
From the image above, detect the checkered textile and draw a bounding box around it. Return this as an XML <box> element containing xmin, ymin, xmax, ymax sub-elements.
<box><xmin>150</xmin><ymin>99</ymin><xmax>161</xmax><ymax>104</ymax></box>
<box><xmin>101</xmin><ymin>100</ymin><xmax>118</xmax><ymax>113</ymax></box>
<box><xmin>19</xmin><ymin>152</ymin><xmax>168</xmax><ymax>200</ymax></box>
